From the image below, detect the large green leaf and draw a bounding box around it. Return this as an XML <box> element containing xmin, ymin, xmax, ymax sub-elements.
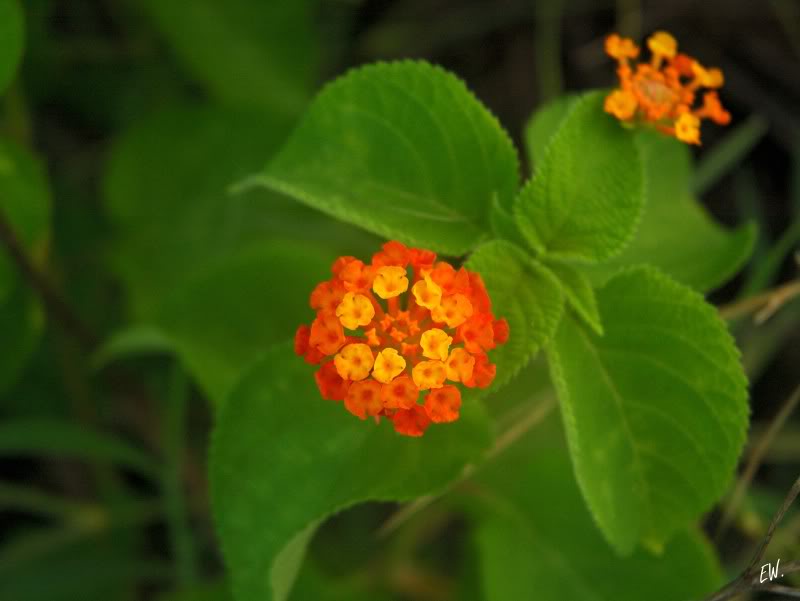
<box><xmin>254</xmin><ymin>61</ymin><xmax>520</xmax><ymax>255</ymax></box>
<box><xmin>473</xmin><ymin>424</ymin><xmax>723</xmax><ymax>601</ymax></box>
<box><xmin>156</xmin><ymin>241</ymin><xmax>330</xmax><ymax>405</ymax></box>
<box><xmin>544</xmin><ymin>259</ymin><xmax>603</xmax><ymax>335</ymax></box>
<box><xmin>514</xmin><ymin>91</ymin><xmax>644</xmax><ymax>262</ymax></box>
<box><xmin>105</xmin><ymin>105</ymin><xmax>375</xmax><ymax>320</ymax></box>
<box><xmin>523</xmin><ymin>94</ymin><xmax>577</xmax><ymax>169</ymax></box>
<box><xmin>141</xmin><ymin>0</ymin><xmax>317</xmax><ymax>120</ymax></box>
<box><xmin>588</xmin><ymin>132</ymin><xmax>756</xmax><ymax>291</ymax></box>
<box><xmin>211</xmin><ymin>343</ymin><xmax>491</xmax><ymax>601</ymax></box>
<box><xmin>0</xmin><ymin>0</ymin><xmax>23</xmax><ymax>94</ymax></box>
<box><xmin>465</xmin><ymin>240</ymin><xmax>564</xmax><ymax>390</ymax></box>
<box><xmin>0</xmin><ymin>138</ymin><xmax>50</xmax><ymax>392</ymax></box>
<box><xmin>548</xmin><ymin>267</ymin><xmax>748</xmax><ymax>553</ymax></box>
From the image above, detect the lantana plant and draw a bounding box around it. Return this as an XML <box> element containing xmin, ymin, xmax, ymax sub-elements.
<box><xmin>211</xmin><ymin>30</ymin><xmax>759</xmax><ymax>601</ymax></box>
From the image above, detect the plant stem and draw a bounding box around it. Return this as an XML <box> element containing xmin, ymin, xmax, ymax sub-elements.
<box><xmin>715</xmin><ymin>383</ymin><xmax>800</xmax><ymax>540</ymax></box>
<box><xmin>0</xmin><ymin>208</ymin><xmax>98</xmax><ymax>351</ymax></box>
<box><xmin>704</xmin><ymin>476</ymin><xmax>800</xmax><ymax>601</ymax></box>
<box><xmin>377</xmin><ymin>395</ymin><xmax>556</xmax><ymax>538</ymax></box>
<box><xmin>719</xmin><ymin>279</ymin><xmax>800</xmax><ymax>323</ymax></box>
<box><xmin>163</xmin><ymin>362</ymin><xmax>199</xmax><ymax>586</ymax></box>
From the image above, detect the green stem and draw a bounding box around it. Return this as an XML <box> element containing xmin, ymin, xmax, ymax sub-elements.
<box><xmin>163</xmin><ymin>363</ymin><xmax>199</xmax><ymax>586</ymax></box>
<box><xmin>534</xmin><ymin>0</ymin><xmax>564</xmax><ymax>103</ymax></box>
<box><xmin>0</xmin><ymin>481</ymin><xmax>88</xmax><ymax>518</ymax></box>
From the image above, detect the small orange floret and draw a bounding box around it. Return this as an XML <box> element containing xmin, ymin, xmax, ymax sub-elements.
<box><xmin>296</xmin><ymin>241</ymin><xmax>508</xmax><ymax>436</ymax></box>
<box><xmin>424</xmin><ymin>385</ymin><xmax>462</xmax><ymax>423</ymax></box>
<box><xmin>604</xmin><ymin>30</ymin><xmax>730</xmax><ymax>144</ymax></box>
<box><xmin>420</xmin><ymin>328</ymin><xmax>453</xmax><ymax>361</ymax></box>
<box><xmin>345</xmin><ymin>380</ymin><xmax>383</xmax><ymax>419</ymax></box>
<box><xmin>336</xmin><ymin>292</ymin><xmax>375</xmax><ymax>330</ymax></box>
<box><xmin>334</xmin><ymin>343</ymin><xmax>374</xmax><ymax>381</ymax></box>
<box><xmin>372</xmin><ymin>348</ymin><xmax>407</xmax><ymax>384</ymax></box>
<box><xmin>391</xmin><ymin>405</ymin><xmax>431</xmax><ymax>437</ymax></box>
<box><xmin>604</xmin><ymin>89</ymin><xmax>637</xmax><ymax>120</ymax></box>
<box><xmin>412</xmin><ymin>275</ymin><xmax>442</xmax><ymax>309</ymax></box>
<box><xmin>675</xmin><ymin>112</ymin><xmax>700</xmax><ymax>145</ymax></box>
<box><xmin>381</xmin><ymin>374</ymin><xmax>418</xmax><ymax>410</ymax></box>
<box><xmin>647</xmin><ymin>31</ymin><xmax>677</xmax><ymax>60</ymax></box>
<box><xmin>412</xmin><ymin>360</ymin><xmax>447</xmax><ymax>390</ymax></box>
<box><xmin>493</xmin><ymin>319</ymin><xmax>510</xmax><ymax>345</ymax></box>
<box><xmin>310</xmin><ymin>313</ymin><xmax>346</xmax><ymax>356</ymax></box>
<box><xmin>339</xmin><ymin>259</ymin><xmax>374</xmax><ymax>292</ymax></box>
<box><xmin>315</xmin><ymin>361</ymin><xmax>350</xmax><ymax>401</ymax></box>
<box><xmin>431</xmin><ymin>293</ymin><xmax>473</xmax><ymax>328</ymax></box>
<box><xmin>605</xmin><ymin>33</ymin><xmax>639</xmax><ymax>60</ymax></box>
<box><xmin>372</xmin><ymin>266</ymin><xmax>409</xmax><ymax>299</ymax></box>
<box><xmin>445</xmin><ymin>348</ymin><xmax>475</xmax><ymax>383</ymax></box>
<box><xmin>372</xmin><ymin>241</ymin><xmax>410</xmax><ymax>268</ymax></box>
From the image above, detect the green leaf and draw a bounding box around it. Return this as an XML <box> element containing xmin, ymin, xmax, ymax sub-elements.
<box><xmin>465</xmin><ymin>240</ymin><xmax>564</xmax><ymax>389</ymax></box>
<box><xmin>211</xmin><ymin>343</ymin><xmax>491</xmax><ymax>601</ymax></box>
<box><xmin>514</xmin><ymin>91</ymin><xmax>644</xmax><ymax>262</ymax></box>
<box><xmin>544</xmin><ymin>260</ymin><xmax>602</xmax><ymax>335</ymax></box>
<box><xmin>523</xmin><ymin>94</ymin><xmax>577</xmax><ymax>168</ymax></box>
<box><xmin>140</xmin><ymin>0</ymin><xmax>317</xmax><ymax>119</ymax></box>
<box><xmin>0</xmin><ymin>418</ymin><xmax>161</xmax><ymax>479</ymax></box>
<box><xmin>547</xmin><ymin>267</ymin><xmax>749</xmax><ymax>553</ymax></box>
<box><xmin>588</xmin><ymin>132</ymin><xmax>756</xmax><ymax>292</ymax></box>
<box><xmin>254</xmin><ymin>61</ymin><xmax>520</xmax><ymax>255</ymax></box>
<box><xmin>156</xmin><ymin>241</ymin><xmax>331</xmax><ymax>405</ymax></box>
<box><xmin>0</xmin><ymin>138</ymin><xmax>51</xmax><ymax>392</ymax></box>
<box><xmin>91</xmin><ymin>325</ymin><xmax>175</xmax><ymax>371</ymax></box>
<box><xmin>0</xmin><ymin>0</ymin><xmax>24</xmax><ymax>94</ymax></box>
<box><xmin>105</xmin><ymin>105</ymin><xmax>376</xmax><ymax>319</ymax></box>
<box><xmin>473</xmin><ymin>428</ymin><xmax>723</xmax><ymax>601</ymax></box>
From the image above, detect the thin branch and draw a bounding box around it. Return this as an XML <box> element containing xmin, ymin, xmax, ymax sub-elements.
<box><xmin>716</xmin><ymin>383</ymin><xmax>800</xmax><ymax>540</ymax></box>
<box><xmin>376</xmin><ymin>395</ymin><xmax>556</xmax><ymax>538</ymax></box>
<box><xmin>705</xmin><ymin>477</ymin><xmax>800</xmax><ymax>601</ymax></box>
<box><xmin>719</xmin><ymin>279</ymin><xmax>800</xmax><ymax>323</ymax></box>
<box><xmin>0</xmin><ymin>208</ymin><xmax>98</xmax><ymax>351</ymax></box>
<box><xmin>760</xmin><ymin>584</ymin><xmax>800</xmax><ymax>599</ymax></box>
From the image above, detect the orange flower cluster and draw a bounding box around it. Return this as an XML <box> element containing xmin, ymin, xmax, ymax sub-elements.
<box><xmin>604</xmin><ymin>31</ymin><xmax>731</xmax><ymax>145</ymax></box>
<box><xmin>294</xmin><ymin>241</ymin><xmax>509</xmax><ymax>437</ymax></box>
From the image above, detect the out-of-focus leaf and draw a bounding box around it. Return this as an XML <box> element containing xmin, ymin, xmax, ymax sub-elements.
<box><xmin>211</xmin><ymin>343</ymin><xmax>491</xmax><ymax>601</ymax></box>
<box><xmin>0</xmin><ymin>536</ymin><xmax>166</xmax><ymax>601</ymax></box>
<box><xmin>472</xmin><ymin>423</ymin><xmax>723</xmax><ymax>601</ymax></box>
<box><xmin>523</xmin><ymin>94</ymin><xmax>577</xmax><ymax>169</ymax></box>
<box><xmin>514</xmin><ymin>92</ymin><xmax>644</xmax><ymax>262</ymax></box>
<box><xmin>588</xmin><ymin>131</ymin><xmax>756</xmax><ymax>291</ymax></box>
<box><xmin>256</xmin><ymin>61</ymin><xmax>520</xmax><ymax>255</ymax></box>
<box><xmin>0</xmin><ymin>418</ymin><xmax>160</xmax><ymax>478</ymax></box>
<box><xmin>548</xmin><ymin>267</ymin><xmax>749</xmax><ymax>553</ymax></box>
<box><xmin>0</xmin><ymin>0</ymin><xmax>23</xmax><ymax>94</ymax></box>
<box><xmin>155</xmin><ymin>240</ymin><xmax>330</xmax><ymax>405</ymax></box>
<box><xmin>105</xmin><ymin>105</ymin><xmax>375</xmax><ymax>319</ymax></box>
<box><xmin>141</xmin><ymin>0</ymin><xmax>317</xmax><ymax>120</ymax></box>
<box><xmin>693</xmin><ymin>115</ymin><xmax>769</xmax><ymax>196</ymax></box>
<box><xmin>156</xmin><ymin>581</ymin><xmax>231</xmax><ymax>601</ymax></box>
<box><xmin>465</xmin><ymin>241</ymin><xmax>563</xmax><ymax>389</ymax></box>
<box><xmin>91</xmin><ymin>324</ymin><xmax>175</xmax><ymax>371</ymax></box>
<box><xmin>0</xmin><ymin>138</ymin><xmax>50</xmax><ymax>393</ymax></box>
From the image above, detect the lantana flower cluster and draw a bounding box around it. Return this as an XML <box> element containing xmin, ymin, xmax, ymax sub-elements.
<box><xmin>604</xmin><ymin>31</ymin><xmax>731</xmax><ymax>145</ymax></box>
<box><xmin>295</xmin><ymin>241</ymin><xmax>508</xmax><ymax>437</ymax></box>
